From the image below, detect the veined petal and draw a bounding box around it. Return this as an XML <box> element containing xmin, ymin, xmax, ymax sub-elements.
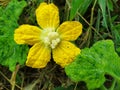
<box><xmin>57</xmin><ymin>21</ymin><xmax>82</xmax><ymax>41</ymax></box>
<box><xmin>14</xmin><ymin>24</ymin><xmax>41</xmax><ymax>45</ymax></box>
<box><xmin>52</xmin><ymin>41</ymin><xmax>80</xmax><ymax>67</ymax></box>
<box><xmin>36</xmin><ymin>2</ymin><xmax>59</xmax><ymax>30</ymax></box>
<box><xmin>26</xmin><ymin>42</ymin><xmax>51</xmax><ymax>68</ymax></box>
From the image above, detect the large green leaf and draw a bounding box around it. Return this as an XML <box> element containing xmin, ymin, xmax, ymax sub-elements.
<box><xmin>0</xmin><ymin>0</ymin><xmax>29</xmax><ymax>71</ymax></box>
<box><xmin>65</xmin><ymin>40</ymin><xmax>120</xmax><ymax>89</ymax></box>
<box><xmin>69</xmin><ymin>0</ymin><xmax>93</xmax><ymax>20</ymax></box>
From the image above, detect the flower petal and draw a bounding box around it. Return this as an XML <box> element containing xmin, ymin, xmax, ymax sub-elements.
<box><xmin>57</xmin><ymin>21</ymin><xmax>82</xmax><ymax>41</ymax></box>
<box><xmin>52</xmin><ymin>41</ymin><xmax>80</xmax><ymax>67</ymax></box>
<box><xmin>26</xmin><ymin>42</ymin><xmax>51</xmax><ymax>68</ymax></box>
<box><xmin>36</xmin><ymin>2</ymin><xmax>59</xmax><ymax>30</ymax></box>
<box><xmin>14</xmin><ymin>24</ymin><xmax>41</xmax><ymax>45</ymax></box>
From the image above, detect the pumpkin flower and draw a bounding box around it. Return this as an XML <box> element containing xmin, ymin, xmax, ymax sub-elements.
<box><xmin>14</xmin><ymin>2</ymin><xmax>82</xmax><ymax>68</ymax></box>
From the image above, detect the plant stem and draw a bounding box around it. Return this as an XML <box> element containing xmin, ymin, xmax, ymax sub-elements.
<box><xmin>87</xmin><ymin>0</ymin><xmax>97</xmax><ymax>46</ymax></box>
<box><xmin>108</xmin><ymin>73</ymin><xmax>120</xmax><ymax>90</ymax></box>
<box><xmin>100</xmin><ymin>85</ymin><xmax>107</xmax><ymax>90</ymax></box>
<box><xmin>66</xmin><ymin>0</ymin><xmax>71</xmax><ymax>9</ymax></box>
<box><xmin>65</xmin><ymin>0</ymin><xmax>72</xmax><ymax>21</ymax></box>
<box><xmin>48</xmin><ymin>0</ymin><xmax>53</xmax><ymax>3</ymax></box>
<box><xmin>115</xmin><ymin>80</ymin><xmax>120</xmax><ymax>90</ymax></box>
<box><xmin>78</xmin><ymin>0</ymin><xmax>102</xmax><ymax>47</ymax></box>
<box><xmin>20</xmin><ymin>72</ymin><xmax>24</xmax><ymax>90</ymax></box>
<box><xmin>0</xmin><ymin>70</ymin><xmax>21</xmax><ymax>89</ymax></box>
<box><xmin>90</xmin><ymin>0</ymin><xmax>97</xmax><ymax>27</ymax></box>
<box><xmin>109</xmin><ymin>79</ymin><xmax>116</xmax><ymax>90</ymax></box>
<box><xmin>10</xmin><ymin>64</ymin><xmax>20</xmax><ymax>90</ymax></box>
<box><xmin>74</xmin><ymin>82</ymin><xmax>78</xmax><ymax>90</ymax></box>
<box><xmin>0</xmin><ymin>70</ymin><xmax>11</xmax><ymax>82</ymax></box>
<box><xmin>77</xmin><ymin>13</ymin><xmax>104</xmax><ymax>40</ymax></box>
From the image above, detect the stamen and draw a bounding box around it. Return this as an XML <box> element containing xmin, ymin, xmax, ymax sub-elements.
<box><xmin>42</xmin><ymin>31</ymin><xmax>61</xmax><ymax>49</ymax></box>
<box><xmin>44</xmin><ymin>37</ymin><xmax>50</xmax><ymax>45</ymax></box>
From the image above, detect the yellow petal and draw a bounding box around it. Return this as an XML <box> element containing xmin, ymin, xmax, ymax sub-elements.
<box><xmin>52</xmin><ymin>41</ymin><xmax>80</xmax><ymax>67</ymax></box>
<box><xmin>57</xmin><ymin>21</ymin><xmax>82</xmax><ymax>41</ymax></box>
<box><xmin>26</xmin><ymin>42</ymin><xmax>51</xmax><ymax>68</ymax></box>
<box><xmin>14</xmin><ymin>24</ymin><xmax>41</xmax><ymax>45</ymax></box>
<box><xmin>36</xmin><ymin>2</ymin><xmax>59</xmax><ymax>30</ymax></box>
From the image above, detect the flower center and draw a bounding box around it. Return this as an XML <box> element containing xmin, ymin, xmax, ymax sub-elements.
<box><xmin>42</xmin><ymin>31</ymin><xmax>61</xmax><ymax>49</ymax></box>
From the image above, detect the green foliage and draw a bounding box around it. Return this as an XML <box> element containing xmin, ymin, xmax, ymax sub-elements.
<box><xmin>98</xmin><ymin>0</ymin><xmax>116</xmax><ymax>28</ymax></box>
<box><xmin>0</xmin><ymin>0</ymin><xmax>120</xmax><ymax>89</ymax></box>
<box><xmin>98</xmin><ymin>0</ymin><xmax>108</xmax><ymax>28</ymax></box>
<box><xmin>65</xmin><ymin>40</ymin><xmax>120</xmax><ymax>89</ymax></box>
<box><xmin>107</xmin><ymin>0</ymin><xmax>113</xmax><ymax>11</ymax></box>
<box><xmin>69</xmin><ymin>0</ymin><xmax>93</xmax><ymax>20</ymax></box>
<box><xmin>111</xmin><ymin>22</ymin><xmax>120</xmax><ymax>54</ymax></box>
<box><xmin>0</xmin><ymin>0</ymin><xmax>29</xmax><ymax>71</ymax></box>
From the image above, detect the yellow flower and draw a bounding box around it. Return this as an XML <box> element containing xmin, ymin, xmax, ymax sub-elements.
<box><xmin>14</xmin><ymin>2</ymin><xmax>82</xmax><ymax>68</ymax></box>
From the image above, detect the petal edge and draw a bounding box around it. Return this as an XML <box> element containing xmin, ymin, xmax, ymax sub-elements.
<box><xmin>26</xmin><ymin>42</ymin><xmax>51</xmax><ymax>68</ymax></box>
<box><xmin>52</xmin><ymin>41</ymin><xmax>80</xmax><ymax>67</ymax></box>
<box><xmin>14</xmin><ymin>24</ymin><xmax>41</xmax><ymax>45</ymax></box>
<box><xmin>36</xmin><ymin>3</ymin><xmax>59</xmax><ymax>30</ymax></box>
<box><xmin>57</xmin><ymin>21</ymin><xmax>82</xmax><ymax>41</ymax></box>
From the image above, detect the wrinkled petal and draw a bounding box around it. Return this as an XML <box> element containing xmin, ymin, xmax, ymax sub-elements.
<box><xmin>57</xmin><ymin>21</ymin><xmax>82</xmax><ymax>41</ymax></box>
<box><xmin>14</xmin><ymin>24</ymin><xmax>41</xmax><ymax>45</ymax></box>
<box><xmin>26</xmin><ymin>42</ymin><xmax>51</xmax><ymax>68</ymax></box>
<box><xmin>52</xmin><ymin>41</ymin><xmax>80</xmax><ymax>67</ymax></box>
<box><xmin>36</xmin><ymin>2</ymin><xmax>59</xmax><ymax>30</ymax></box>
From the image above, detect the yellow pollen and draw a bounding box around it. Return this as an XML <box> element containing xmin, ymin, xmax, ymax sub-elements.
<box><xmin>43</xmin><ymin>31</ymin><xmax>61</xmax><ymax>49</ymax></box>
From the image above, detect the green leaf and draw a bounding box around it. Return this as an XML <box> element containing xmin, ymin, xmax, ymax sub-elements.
<box><xmin>65</xmin><ymin>40</ymin><xmax>120</xmax><ymax>89</ymax></box>
<box><xmin>70</xmin><ymin>0</ymin><xmax>93</xmax><ymax>20</ymax></box>
<box><xmin>107</xmin><ymin>0</ymin><xmax>113</xmax><ymax>11</ymax></box>
<box><xmin>0</xmin><ymin>0</ymin><xmax>29</xmax><ymax>71</ymax></box>
<box><xmin>78</xmin><ymin>0</ymin><xmax>93</xmax><ymax>16</ymax></box>
<box><xmin>112</xmin><ymin>30</ymin><xmax>120</xmax><ymax>57</ymax></box>
<box><xmin>98</xmin><ymin>0</ymin><xmax>108</xmax><ymax>28</ymax></box>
